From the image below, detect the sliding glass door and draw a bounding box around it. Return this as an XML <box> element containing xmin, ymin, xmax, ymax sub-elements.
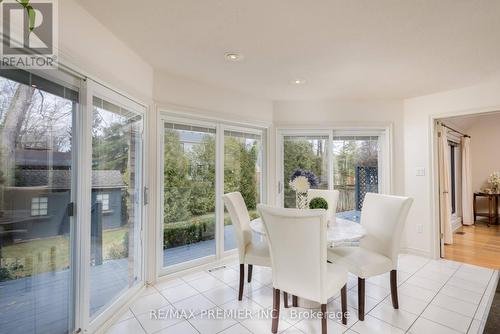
<box><xmin>223</xmin><ymin>128</ymin><xmax>263</xmax><ymax>251</ymax></box>
<box><xmin>332</xmin><ymin>135</ymin><xmax>380</xmax><ymax>222</ymax></box>
<box><xmin>89</xmin><ymin>92</ymin><xmax>143</xmax><ymax>319</ymax></box>
<box><xmin>161</xmin><ymin>116</ymin><xmax>267</xmax><ymax>271</ymax></box>
<box><xmin>0</xmin><ymin>70</ymin><xmax>78</xmax><ymax>334</ymax></box>
<box><xmin>162</xmin><ymin>121</ymin><xmax>217</xmax><ymax>267</ymax></box>
<box><xmin>279</xmin><ymin>130</ymin><xmax>386</xmax><ymax>222</ymax></box>
<box><xmin>282</xmin><ymin>134</ymin><xmax>329</xmax><ymax>208</ymax></box>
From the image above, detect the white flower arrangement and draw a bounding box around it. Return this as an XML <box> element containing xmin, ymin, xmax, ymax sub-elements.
<box><xmin>289</xmin><ymin>175</ymin><xmax>310</xmax><ymax>193</ymax></box>
<box><xmin>488</xmin><ymin>172</ymin><xmax>500</xmax><ymax>187</ymax></box>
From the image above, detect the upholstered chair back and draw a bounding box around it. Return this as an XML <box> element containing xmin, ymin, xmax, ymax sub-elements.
<box><xmin>359</xmin><ymin>193</ymin><xmax>413</xmax><ymax>266</ymax></box>
<box><xmin>223</xmin><ymin>192</ymin><xmax>253</xmax><ymax>263</ymax></box>
<box><xmin>258</xmin><ymin>205</ymin><xmax>329</xmax><ymax>303</ymax></box>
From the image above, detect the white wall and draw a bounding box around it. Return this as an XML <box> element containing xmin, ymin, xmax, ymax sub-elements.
<box><xmin>468</xmin><ymin>113</ymin><xmax>500</xmax><ymax>193</ymax></box>
<box><xmin>154</xmin><ymin>70</ymin><xmax>273</xmax><ymax>123</ymax></box>
<box><xmin>404</xmin><ymin>77</ymin><xmax>500</xmax><ymax>258</ymax></box>
<box><xmin>273</xmin><ymin>99</ymin><xmax>405</xmax><ymax>195</ymax></box>
<box><xmin>460</xmin><ymin>113</ymin><xmax>500</xmax><ymax>214</ymax></box>
<box><xmin>58</xmin><ymin>0</ymin><xmax>154</xmax><ymax>102</ymax></box>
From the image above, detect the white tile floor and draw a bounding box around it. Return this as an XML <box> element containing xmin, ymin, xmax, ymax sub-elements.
<box><xmin>105</xmin><ymin>254</ymin><xmax>498</xmax><ymax>334</ymax></box>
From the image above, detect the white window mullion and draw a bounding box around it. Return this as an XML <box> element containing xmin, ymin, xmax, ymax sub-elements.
<box><xmin>215</xmin><ymin>123</ymin><xmax>224</xmax><ymax>259</ymax></box>
<box><xmin>74</xmin><ymin>78</ymin><xmax>93</xmax><ymax>332</ymax></box>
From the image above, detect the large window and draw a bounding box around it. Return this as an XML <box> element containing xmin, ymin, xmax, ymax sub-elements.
<box><xmin>162</xmin><ymin>122</ymin><xmax>217</xmax><ymax>267</ymax></box>
<box><xmin>224</xmin><ymin>129</ymin><xmax>263</xmax><ymax>251</ymax></box>
<box><xmin>280</xmin><ymin>130</ymin><xmax>386</xmax><ymax>222</ymax></box>
<box><xmin>161</xmin><ymin>116</ymin><xmax>267</xmax><ymax>271</ymax></box>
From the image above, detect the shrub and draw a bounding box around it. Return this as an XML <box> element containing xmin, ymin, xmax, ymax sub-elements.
<box><xmin>163</xmin><ymin>215</ymin><xmax>216</xmax><ymax>249</ymax></box>
<box><xmin>309</xmin><ymin>197</ymin><xmax>328</xmax><ymax>210</ymax></box>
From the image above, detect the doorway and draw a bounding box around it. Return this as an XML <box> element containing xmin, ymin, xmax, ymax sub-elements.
<box><xmin>436</xmin><ymin>112</ymin><xmax>500</xmax><ymax>268</ymax></box>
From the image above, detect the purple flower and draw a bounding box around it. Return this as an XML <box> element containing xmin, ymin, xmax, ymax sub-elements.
<box><xmin>290</xmin><ymin>169</ymin><xmax>318</xmax><ymax>187</ymax></box>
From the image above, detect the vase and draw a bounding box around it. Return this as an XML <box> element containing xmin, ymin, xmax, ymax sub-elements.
<box><xmin>296</xmin><ymin>191</ymin><xmax>308</xmax><ymax>209</ymax></box>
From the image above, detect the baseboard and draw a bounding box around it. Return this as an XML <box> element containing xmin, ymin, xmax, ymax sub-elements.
<box><xmin>452</xmin><ymin>216</ymin><xmax>462</xmax><ymax>231</ymax></box>
<box><xmin>400</xmin><ymin>247</ymin><xmax>432</xmax><ymax>258</ymax></box>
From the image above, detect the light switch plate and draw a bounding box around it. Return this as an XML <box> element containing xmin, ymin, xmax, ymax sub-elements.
<box><xmin>416</xmin><ymin>168</ymin><xmax>426</xmax><ymax>176</ymax></box>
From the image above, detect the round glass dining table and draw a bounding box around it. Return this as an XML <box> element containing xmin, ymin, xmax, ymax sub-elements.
<box><xmin>249</xmin><ymin>216</ymin><xmax>366</xmax><ymax>308</ymax></box>
<box><xmin>249</xmin><ymin>217</ymin><xmax>366</xmax><ymax>248</ymax></box>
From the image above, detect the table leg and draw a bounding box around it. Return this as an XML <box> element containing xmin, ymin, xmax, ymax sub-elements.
<box><xmin>473</xmin><ymin>194</ymin><xmax>477</xmax><ymax>223</ymax></box>
<box><xmin>488</xmin><ymin>196</ymin><xmax>493</xmax><ymax>227</ymax></box>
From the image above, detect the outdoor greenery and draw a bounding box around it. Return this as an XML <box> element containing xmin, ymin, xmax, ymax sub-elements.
<box><xmin>163</xmin><ymin>210</ymin><xmax>259</xmax><ymax>249</ymax></box>
<box><xmin>1</xmin><ymin>228</ymin><xmax>129</xmax><ymax>280</ymax></box>
<box><xmin>283</xmin><ymin>137</ymin><xmax>379</xmax><ymax>210</ymax></box>
<box><xmin>163</xmin><ymin>129</ymin><xmax>260</xmax><ymax>242</ymax></box>
<box><xmin>283</xmin><ymin>139</ymin><xmax>326</xmax><ymax>208</ymax></box>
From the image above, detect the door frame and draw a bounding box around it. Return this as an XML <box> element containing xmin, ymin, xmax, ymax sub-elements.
<box><xmin>84</xmin><ymin>80</ymin><xmax>147</xmax><ymax>333</ymax></box>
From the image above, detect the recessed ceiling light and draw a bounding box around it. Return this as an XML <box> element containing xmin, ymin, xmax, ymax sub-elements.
<box><xmin>291</xmin><ymin>79</ymin><xmax>306</xmax><ymax>85</ymax></box>
<box><xmin>225</xmin><ymin>52</ymin><xmax>243</xmax><ymax>62</ymax></box>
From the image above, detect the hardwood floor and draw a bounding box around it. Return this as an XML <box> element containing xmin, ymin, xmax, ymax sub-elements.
<box><xmin>445</xmin><ymin>222</ymin><xmax>500</xmax><ymax>269</ymax></box>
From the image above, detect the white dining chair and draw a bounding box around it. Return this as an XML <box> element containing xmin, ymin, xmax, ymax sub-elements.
<box><xmin>258</xmin><ymin>204</ymin><xmax>348</xmax><ymax>333</ymax></box>
<box><xmin>223</xmin><ymin>192</ymin><xmax>271</xmax><ymax>300</ymax></box>
<box><xmin>327</xmin><ymin>193</ymin><xmax>413</xmax><ymax>321</ymax></box>
<box><xmin>308</xmin><ymin>189</ymin><xmax>340</xmax><ymax>223</ymax></box>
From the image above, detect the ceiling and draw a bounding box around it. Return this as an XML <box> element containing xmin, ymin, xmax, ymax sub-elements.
<box><xmin>77</xmin><ymin>0</ymin><xmax>500</xmax><ymax>101</ymax></box>
<box><xmin>442</xmin><ymin>111</ymin><xmax>500</xmax><ymax>131</ymax></box>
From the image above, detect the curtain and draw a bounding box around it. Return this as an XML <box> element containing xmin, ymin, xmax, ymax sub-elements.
<box><xmin>461</xmin><ymin>136</ymin><xmax>474</xmax><ymax>225</ymax></box>
<box><xmin>438</xmin><ymin>124</ymin><xmax>453</xmax><ymax>244</ymax></box>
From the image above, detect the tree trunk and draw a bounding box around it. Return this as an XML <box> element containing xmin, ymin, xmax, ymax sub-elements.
<box><xmin>0</xmin><ymin>84</ymin><xmax>35</xmax><ymax>186</ymax></box>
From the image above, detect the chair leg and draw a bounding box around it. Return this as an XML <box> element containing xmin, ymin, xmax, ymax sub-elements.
<box><xmin>238</xmin><ymin>264</ymin><xmax>244</xmax><ymax>301</ymax></box>
<box><xmin>390</xmin><ymin>270</ymin><xmax>399</xmax><ymax>309</ymax></box>
<box><xmin>321</xmin><ymin>304</ymin><xmax>327</xmax><ymax>334</ymax></box>
<box><xmin>358</xmin><ymin>277</ymin><xmax>365</xmax><ymax>321</ymax></box>
<box><xmin>341</xmin><ymin>284</ymin><xmax>347</xmax><ymax>325</ymax></box>
<box><xmin>292</xmin><ymin>295</ymin><xmax>298</xmax><ymax>307</ymax></box>
<box><xmin>248</xmin><ymin>264</ymin><xmax>253</xmax><ymax>283</ymax></box>
<box><xmin>283</xmin><ymin>291</ymin><xmax>289</xmax><ymax>308</ymax></box>
<box><xmin>272</xmin><ymin>288</ymin><xmax>281</xmax><ymax>334</ymax></box>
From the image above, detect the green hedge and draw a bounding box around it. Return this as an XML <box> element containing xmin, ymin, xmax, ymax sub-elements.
<box><xmin>163</xmin><ymin>211</ymin><xmax>258</xmax><ymax>249</ymax></box>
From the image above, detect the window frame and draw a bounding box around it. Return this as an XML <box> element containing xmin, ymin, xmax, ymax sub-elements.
<box><xmin>96</xmin><ymin>193</ymin><xmax>110</xmax><ymax>212</ymax></box>
<box><xmin>158</xmin><ymin>112</ymin><xmax>269</xmax><ymax>277</ymax></box>
<box><xmin>31</xmin><ymin>196</ymin><xmax>49</xmax><ymax>216</ymax></box>
<box><xmin>276</xmin><ymin>126</ymin><xmax>393</xmax><ymax>207</ymax></box>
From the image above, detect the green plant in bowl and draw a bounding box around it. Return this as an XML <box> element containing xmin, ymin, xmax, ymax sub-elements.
<box><xmin>309</xmin><ymin>197</ymin><xmax>328</xmax><ymax>210</ymax></box>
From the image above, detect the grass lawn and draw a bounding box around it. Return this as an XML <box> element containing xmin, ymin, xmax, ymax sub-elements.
<box><xmin>1</xmin><ymin>227</ymin><xmax>129</xmax><ymax>280</ymax></box>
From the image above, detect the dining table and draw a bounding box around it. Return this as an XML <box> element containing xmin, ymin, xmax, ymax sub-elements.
<box><xmin>249</xmin><ymin>217</ymin><xmax>367</xmax><ymax>248</ymax></box>
<box><xmin>249</xmin><ymin>216</ymin><xmax>367</xmax><ymax>308</ymax></box>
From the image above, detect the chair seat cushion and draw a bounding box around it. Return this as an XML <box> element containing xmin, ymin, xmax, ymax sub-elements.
<box><xmin>327</xmin><ymin>247</ymin><xmax>393</xmax><ymax>278</ymax></box>
<box><xmin>245</xmin><ymin>241</ymin><xmax>271</xmax><ymax>267</ymax></box>
<box><xmin>326</xmin><ymin>262</ymin><xmax>348</xmax><ymax>298</ymax></box>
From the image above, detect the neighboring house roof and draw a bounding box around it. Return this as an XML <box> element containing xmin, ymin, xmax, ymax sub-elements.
<box><xmin>15</xmin><ymin>149</ymin><xmax>72</xmax><ymax>168</ymax></box>
<box><xmin>15</xmin><ymin>170</ymin><xmax>126</xmax><ymax>189</ymax></box>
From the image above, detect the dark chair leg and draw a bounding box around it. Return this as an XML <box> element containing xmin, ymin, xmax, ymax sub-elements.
<box><xmin>238</xmin><ymin>264</ymin><xmax>244</xmax><ymax>301</ymax></box>
<box><xmin>341</xmin><ymin>284</ymin><xmax>347</xmax><ymax>325</ymax></box>
<box><xmin>358</xmin><ymin>277</ymin><xmax>365</xmax><ymax>321</ymax></box>
<box><xmin>283</xmin><ymin>291</ymin><xmax>289</xmax><ymax>308</ymax></box>
<box><xmin>321</xmin><ymin>304</ymin><xmax>327</xmax><ymax>334</ymax></box>
<box><xmin>272</xmin><ymin>288</ymin><xmax>281</xmax><ymax>333</ymax></box>
<box><xmin>248</xmin><ymin>264</ymin><xmax>253</xmax><ymax>283</ymax></box>
<box><xmin>292</xmin><ymin>295</ymin><xmax>298</xmax><ymax>307</ymax></box>
<box><xmin>390</xmin><ymin>270</ymin><xmax>399</xmax><ymax>309</ymax></box>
